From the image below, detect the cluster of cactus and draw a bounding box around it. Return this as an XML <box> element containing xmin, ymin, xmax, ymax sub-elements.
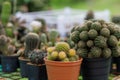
<box><xmin>1</xmin><ymin>1</ymin><xmax>12</xmax><ymax>26</ymax></box>
<box><xmin>24</xmin><ymin>33</ymin><xmax>40</xmax><ymax>58</ymax></box>
<box><xmin>47</xmin><ymin>42</ymin><xmax>79</xmax><ymax>62</ymax></box>
<box><xmin>70</xmin><ymin>19</ymin><xmax>120</xmax><ymax>58</ymax></box>
<box><xmin>28</xmin><ymin>49</ymin><xmax>46</xmax><ymax>65</ymax></box>
<box><xmin>112</xmin><ymin>16</ymin><xmax>120</xmax><ymax>24</ymax></box>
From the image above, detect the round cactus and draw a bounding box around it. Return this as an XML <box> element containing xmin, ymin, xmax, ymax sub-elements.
<box><xmin>87</xmin><ymin>40</ymin><xmax>94</xmax><ymax>47</ymax></box>
<box><xmin>79</xmin><ymin>31</ymin><xmax>88</xmax><ymax>41</ymax></box>
<box><xmin>29</xmin><ymin>49</ymin><xmax>46</xmax><ymax>64</ymax></box>
<box><xmin>88</xmin><ymin>29</ymin><xmax>98</xmax><ymax>39</ymax></box>
<box><xmin>102</xmin><ymin>48</ymin><xmax>111</xmax><ymax>58</ymax></box>
<box><xmin>77</xmin><ymin>41</ymin><xmax>86</xmax><ymax>48</ymax></box>
<box><xmin>70</xmin><ymin>31</ymin><xmax>80</xmax><ymax>43</ymax></box>
<box><xmin>91</xmin><ymin>22</ymin><xmax>102</xmax><ymax>31</ymax></box>
<box><xmin>77</xmin><ymin>48</ymin><xmax>88</xmax><ymax>58</ymax></box>
<box><xmin>24</xmin><ymin>33</ymin><xmax>40</xmax><ymax>58</ymax></box>
<box><xmin>90</xmin><ymin>47</ymin><xmax>102</xmax><ymax>58</ymax></box>
<box><xmin>100</xmin><ymin>28</ymin><xmax>110</xmax><ymax>37</ymax></box>
<box><xmin>108</xmin><ymin>35</ymin><xmax>118</xmax><ymax>47</ymax></box>
<box><xmin>55</xmin><ymin>42</ymin><xmax>70</xmax><ymax>53</ymax></box>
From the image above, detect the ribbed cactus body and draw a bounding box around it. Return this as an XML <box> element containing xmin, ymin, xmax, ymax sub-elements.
<box><xmin>1</xmin><ymin>1</ymin><xmax>12</xmax><ymax>26</ymax></box>
<box><xmin>24</xmin><ymin>33</ymin><xmax>39</xmax><ymax>58</ymax></box>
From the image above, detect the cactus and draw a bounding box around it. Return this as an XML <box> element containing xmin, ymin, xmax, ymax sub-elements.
<box><xmin>77</xmin><ymin>48</ymin><xmax>88</xmax><ymax>58</ymax></box>
<box><xmin>85</xmin><ymin>10</ymin><xmax>94</xmax><ymax>20</ymax></box>
<box><xmin>87</xmin><ymin>40</ymin><xmax>94</xmax><ymax>47</ymax></box>
<box><xmin>0</xmin><ymin>25</ymin><xmax>5</xmax><ymax>35</ymax></box>
<box><xmin>55</xmin><ymin>42</ymin><xmax>70</xmax><ymax>53</ymax></box>
<box><xmin>7</xmin><ymin>45</ymin><xmax>16</xmax><ymax>56</ymax></box>
<box><xmin>0</xmin><ymin>35</ymin><xmax>9</xmax><ymax>55</ymax></box>
<box><xmin>102</xmin><ymin>48</ymin><xmax>111</xmax><ymax>58</ymax></box>
<box><xmin>77</xmin><ymin>41</ymin><xmax>86</xmax><ymax>48</ymax></box>
<box><xmin>90</xmin><ymin>47</ymin><xmax>102</xmax><ymax>58</ymax></box>
<box><xmin>108</xmin><ymin>35</ymin><xmax>118</xmax><ymax>47</ymax></box>
<box><xmin>29</xmin><ymin>49</ymin><xmax>46</xmax><ymax>65</ymax></box>
<box><xmin>70</xmin><ymin>19</ymin><xmax>120</xmax><ymax>58</ymax></box>
<box><xmin>24</xmin><ymin>33</ymin><xmax>40</xmax><ymax>58</ymax></box>
<box><xmin>88</xmin><ymin>29</ymin><xmax>98</xmax><ymax>39</ymax></box>
<box><xmin>91</xmin><ymin>22</ymin><xmax>102</xmax><ymax>31</ymax></box>
<box><xmin>94</xmin><ymin>36</ymin><xmax>107</xmax><ymax>48</ymax></box>
<box><xmin>79</xmin><ymin>31</ymin><xmax>88</xmax><ymax>41</ymax></box>
<box><xmin>49</xmin><ymin>29</ymin><xmax>59</xmax><ymax>46</ymax></box>
<box><xmin>66</xmin><ymin>38</ymin><xmax>75</xmax><ymax>48</ymax></box>
<box><xmin>1</xmin><ymin>1</ymin><xmax>12</xmax><ymax>26</ymax></box>
<box><xmin>100</xmin><ymin>28</ymin><xmax>110</xmax><ymax>37</ymax></box>
<box><xmin>70</xmin><ymin>31</ymin><xmax>80</xmax><ymax>43</ymax></box>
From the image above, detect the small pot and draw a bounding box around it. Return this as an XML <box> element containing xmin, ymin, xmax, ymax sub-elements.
<box><xmin>1</xmin><ymin>55</ymin><xmax>19</xmax><ymax>72</ymax></box>
<box><xmin>19</xmin><ymin>57</ymin><xmax>30</xmax><ymax>77</ymax></box>
<box><xmin>44</xmin><ymin>58</ymin><xmax>83</xmax><ymax>80</ymax></box>
<box><xmin>27</xmin><ymin>63</ymin><xmax>48</xmax><ymax>80</ymax></box>
<box><xmin>81</xmin><ymin>57</ymin><xmax>111</xmax><ymax>80</ymax></box>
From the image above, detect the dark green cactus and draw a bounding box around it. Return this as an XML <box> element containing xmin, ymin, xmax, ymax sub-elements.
<box><xmin>88</xmin><ymin>29</ymin><xmax>98</xmax><ymax>39</ymax></box>
<box><xmin>108</xmin><ymin>35</ymin><xmax>118</xmax><ymax>47</ymax></box>
<box><xmin>79</xmin><ymin>31</ymin><xmax>88</xmax><ymax>41</ymax></box>
<box><xmin>70</xmin><ymin>31</ymin><xmax>80</xmax><ymax>43</ymax></box>
<box><xmin>85</xmin><ymin>10</ymin><xmax>94</xmax><ymax>20</ymax></box>
<box><xmin>24</xmin><ymin>33</ymin><xmax>40</xmax><ymax>58</ymax></box>
<box><xmin>90</xmin><ymin>47</ymin><xmax>102</xmax><ymax>58</ymax></box>
<box><xmin>100</xmin><ymin>28</ymin><xmax>110</xmax><ymax>37</ymax></box>
<box><xmin>29</xmin><ymin>49</ymin><xmax>46</xmax><ymax>65</ymax></box>
<box><xmin>1</xmin><ymin>1</ymin><xmax>12</xmax><ymax>26</ymax></box>
<box><xmin>0</xmin><ymin>35</ymin><xmax>8</xmax><ymax>55</ymax></box>
<box><xmin>102</xmin><ymin>48</ymin><xmax>111</xmax><ymax>58</ymax></box>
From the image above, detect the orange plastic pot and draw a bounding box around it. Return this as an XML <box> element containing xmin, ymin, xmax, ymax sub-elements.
<box><xmin>44</xmin><ymin>58</ymin><xmax>83</xmax><ymax>80</ymax></box>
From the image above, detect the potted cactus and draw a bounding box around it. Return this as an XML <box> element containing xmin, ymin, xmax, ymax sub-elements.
<box><xmin>18</xmin><ymin>32</ymin><xmax>40</xmax><ymax>77</ymax></box>
<box><xmin>27</xmin><ymin>49</ymin><xmax>47</xmax><ymax>80</ymax></box>
<box><xmin>0</xmin><ymin>35</ymin><xmax>19</xmax><ymax>72</ymax></box>
<box><xmin>44</xmin><ymin>42</ymin><xmax>83</xmax><ymax>80</ymax></box>
<box><xmin>70</xmin><ymin>20</ymin><xmax>120</xmax><ymax>80</ymax></box>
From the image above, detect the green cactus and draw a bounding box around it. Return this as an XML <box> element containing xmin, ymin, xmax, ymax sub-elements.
<box><xmin>108</xmin><ymin>35</ymin><xmax>118</xmax><ymax>47</ymax></box>
<box><xmin>94</xmin><ymin>36</ymin><xmax>107</xmax><ymax>48</ymax></box>
<box><xmin>78</xmin><ymin>25</ymin><xmax>89</xmax><ymax>32</ymax></box>
<box><xmin>29</xmin><ymin>49</ymin><xmax>46</xmax><ymax>65</ymax></box>
<box><xmin>55</xmin><ymin>42</ymin><xmax>70</xmax><ymax>53</ymax></box>
<box><xmin>1</xmin><ymin>1</ymin><xmax>12</xmax><ymax>26</ymax></box>
<box><xmin>85</xmin><ymin>10</ymin><xmax>94</xmax><ymax>20</ymax></box>
<box><xmin>7</xmin><ymin>45</ymin><xmax>16</xmax><ymax>56</ymax></box>
<box><xmin>76</xmin><ymin>48</ymin><xmax>88</xmax><ymax>58</ymax></box>
<box><xmin>87</xmin><ymin>40</ymin><xmax>94</xmax><ymax>47</ymax></box>
<box><xmin>112</xmin><ymin>47</ymin><xmax>120</xmax><ymax>57</ymax></box>
<box><xmin>77</xmin><ymin>41</ymin><xmax>86</xmax><ymax>48</ymax></box>
<box><xmin>24</xmin><ymin>33</ymin><xmax>40</xmax><ymax>58</ymax></box>
<box><xmin>49</xmin><ymin>29</ymin><xmax>59</xmax><ymax>46</ymax></box>
<box><xmin>107</xmin><ymin>23</ymin><xmax>116</xmax><ymax>34</ymax></box>
<box><xmin>91</xmin><ymin>22</ymin><xmax>102</xmax><ymax>31</ymax></box>
<box><xmin>102</xmin><ymin>48</ymin><xmax>111</xmax><ymax>58</ymax></box>
<box><xmin>66</xmin><ymin>38</ymin><xmax>75</xmax><ymax>48</ymax></box>
<box><xmin>5</xmin><ymin>27</ymin><xmax>14</xmax><ymax>38</ymax></box>
<box><xmin>90</xmin><ymin>47</ymin><xmax>102</xmax><ymax>58</ymax></box>
<box><xmin>70</xmin><ymin>31</ymin><xmax>80</xmax><ymax>43</ymax></box>
<box><xmin>79</xmin><ymin>31</ymin><xmax>88</xmax><ymax>41</ymax></box>
<box><xmin>88</xmin><ymin>29</ymin><xmax>98</xmax><ymax>39</ymax></box>
<box><xmin>100</xmin><ymin>28</ymin><xmax>110</xmax><ymax>37</ymax></box>
<box><xmin>40</xmin><ymin>33</ymin><xmax>47</xmax><ymax>45</ymax></box>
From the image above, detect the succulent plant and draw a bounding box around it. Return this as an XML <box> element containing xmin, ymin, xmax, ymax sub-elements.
<box><xmin>0</xmin><ymin>35</ymin><xmax>9</xmax><ymax>55</ymax></box>
<box><xmin>48</xmin><ymin>29</ymin><xmax>59</xmax><ymax>46</ymax></box>
<box><xmin>24</xmin><ymin>33</ymin><xmax>39</xmax><ymax>58</ymax></box>
<box><xmin>55</xmin><ymin>42</ymin><xmax>70</xmax><ymax>53</ymax></box>
<box><xmin>70</xmin><ymin>19</ymin><xmax>120</xmax><ymax>58</ymax></box>
<box><xmin>85</xmin><ymin>10</ymin><xmax>94</xmax><ymax>20</ymax></box>
<box><xmin>29</xmin><ymin>49</ymin><xmax>46</xmax><ymax>65</ymax></box>
<box><xmin>1</xmin><ymin>1</ymin><xmax>11</xmax><ymax>26</ymax></box>
<box><xmin>7</xmin><ymin>45</ymin><xmax>16</xmax><ymax>56</ymax></box>
<box><xmin>112</xmin><ymin>16</ymin><xmax>120</xmax><ymax>24</ymax></box>
<box><xmin>47</xmin><ymin>42</ymin><xmax>79</xmax><ymax>62</ymax></box>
